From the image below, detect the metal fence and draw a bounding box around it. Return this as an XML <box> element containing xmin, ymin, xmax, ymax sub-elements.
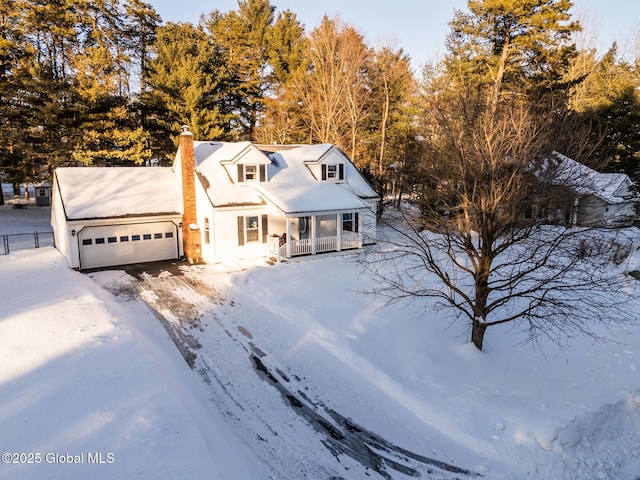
<box><xmin>2</xmin><ymin>232</ymin><xmax>54</xmax><ymax>255</ymax></box>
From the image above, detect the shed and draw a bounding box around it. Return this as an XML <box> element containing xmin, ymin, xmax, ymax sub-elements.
<box><xmin>35</xmin><ymin>181</ymin><xmax>52</xmax><ymax>206</ymax></box>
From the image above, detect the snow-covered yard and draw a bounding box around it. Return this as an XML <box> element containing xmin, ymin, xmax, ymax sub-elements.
<box><xmin>1</xmin><ymin>205</ymin><xmax>640</xmax><ymax>479</ymax></box>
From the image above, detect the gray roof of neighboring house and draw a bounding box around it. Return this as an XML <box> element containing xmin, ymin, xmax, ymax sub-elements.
<box><xmin>54</xmin><ymin>167</ymin><xmax>183</xmax><ymax>220</ymax></box>
<box><xmin>550</xmin><ymin>152</ymin><xmax>636</xmax><ymax>204</ymax></box>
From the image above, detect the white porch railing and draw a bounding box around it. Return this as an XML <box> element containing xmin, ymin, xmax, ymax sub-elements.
<box><xmin>266</xmin><ymin>232</ymin><xmax>362</xmax><ymax>262</ymax></box>
<box><xmin>341</xmin><ymin>232</ymin><xmax>361</xmax><ymax>250</ymax></box>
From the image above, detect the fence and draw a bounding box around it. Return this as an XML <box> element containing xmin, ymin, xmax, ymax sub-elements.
<box><xmin>2</xmin><ymin>183</ymin><xmax>36</xmax><ymax>199</ymax></box>
<box><xmin>2</xmin><ymin>232</ymin><xmax>54</xmax><ymax>255</ymax></box>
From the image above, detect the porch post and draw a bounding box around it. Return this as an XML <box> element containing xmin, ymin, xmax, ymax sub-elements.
<box><xmin>311</xmin><ymin>215</ymin><xmax>316</xmax><ymax>254</ymax></box>
<box><xmin>285</xmin><ymin>216</ymin><xmax>291</xmax><ymax>258</ymax></box>
<box><xmin>336</xmin><ymin>213</ymin><xmax>342</xmax><ymax>251</ymax></box>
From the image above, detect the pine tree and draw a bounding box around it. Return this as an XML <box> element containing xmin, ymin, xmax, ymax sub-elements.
<box><xmin>570</xmin><ymin>43</ymin><xmax>640</xmax><ymax>182</ymax></box>
<box><xmin>0</xmin><ymin>0</ymin><xmax>35</xmax><ymax>203</ymax></box>
<box><xmin>256</xmin><ymin>9</ymin><xmax>307</xmax><ymax>144</ymax></box>
<box><xmin>147</xmin><ymin>21</ymin><xmax>230</xmax><ymax>148</ymax></box>
<box><xmin>446</xmin><ymin>0</ymin><xmax>580</xmax><ymax>107</ymax></box>
<box><xmin>123</xmin><ymin>0</ymin><xmax>161</xmax><ymax>95</ymax></box>
<box><xmin>205</xmin><ymin>0</ymin><xmax>276</xmax><ymax>140</ymax></box>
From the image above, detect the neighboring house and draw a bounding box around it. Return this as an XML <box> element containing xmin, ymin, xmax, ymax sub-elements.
<box><xmin>544</xmin><ymin>152</ymin><xmax>638</xmax><ymax>227</ymax></box>
<box><xmin>52</xmin><ymin>127</ymin><xmax>378</xmax><ymax>270</ymax></box>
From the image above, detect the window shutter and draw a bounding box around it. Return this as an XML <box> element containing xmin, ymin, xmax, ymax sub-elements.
<box><xmin>261</xmin><ymin>214</ymin><xmax>268</xmax><ymax>243</ymax></box>
<box><xmin>237</xmin><ymin>216</ymin><xmax>245</xmax><ymax>245</ymax></box>
<box><xmin>259</xmin><ymin>164</ymin><xmax>266</xmax><ymax>182</ymax></box>
<box><xmin>355</xmin><ymin>212</ymin><xmax>359</xmax><ymax>232</ymax></box>
<box><xmin>339</xmin><ymin>163</ymin><xmax>344</xmax><ymax>180</ymax></box>
<box><xmin>237</xmin><ymin>164</ymin><xmax>244</xmax><ymax>183</ymax></box>
<box><xmin>321</xmin><ymin>164</ymin><xmax>327</xmax><ymax>180</ymax></box>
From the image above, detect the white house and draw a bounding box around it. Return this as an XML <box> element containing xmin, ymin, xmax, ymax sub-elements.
<box><xmin>52</xmin><ymin>128</ymin><xmax>378</xmax><ymax>270</ymax></box>
<box><xmin>547</xmin><ymin>152</ymin><xmax>638</xmax><ymax>227</ymax></box>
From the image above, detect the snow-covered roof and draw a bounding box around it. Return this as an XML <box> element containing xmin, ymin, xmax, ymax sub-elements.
<box><xmin>181</xmin><ymin>142</ymin><xmax>266</xmax><ymax>207</ymax></box>
<box><xmin>55</xmin><ymin>167</ymin><xmax>182</xmax><ymax>220</ymax></box>
<box><xmin>176</xmin><ymin>141</ymin><xmax>378</xmax><ymax>213</ymax></box>
<box><xmin>549</xmin><ymin>152</ymin><xmax>635</xmax><ymax>204</ymax></box>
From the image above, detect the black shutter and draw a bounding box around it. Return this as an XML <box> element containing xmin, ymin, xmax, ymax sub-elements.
<box><xmin>261</xmin><ymin>214</ymin><xmax>268</xmax><ymax>243</ymax></box>
<box><xmin>237</xmin><ymin>216</ymin><xmax>245</xmax><ymax>245</ymax></box>
<box><xmin>355</xmin><ymin>212</ymin><xmax>359</xmax><ymax>232</ymax></box>
<box><xmin>259</xmin><ymin>164</ymin><xmax>266</xmax><ymax>182</ymax></box>
<box><xmin>321</xmin><ymin>164</ymin><xmax>327</xmax><ymax>180</ymax></box>
<box><xmin>237</xmin><ymin>164</ymin><xmax>244</xmax><ymax>183</ymax></box>
<box><xmin>339</xmin><ymin>163</ymin><xmax>344</xmax><ymax>180</ymax></box>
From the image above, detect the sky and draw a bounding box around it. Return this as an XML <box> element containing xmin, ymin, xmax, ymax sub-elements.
<box><xmin>145</xmin><ymin>0</ymin><xmax>639</xmax><ymax>71</ymax></box>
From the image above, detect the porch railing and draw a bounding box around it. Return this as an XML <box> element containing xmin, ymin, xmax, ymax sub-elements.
<box><xmin>266</xmin><ymin>232</ymin><xmax>361</xmax><ymax>262</ymax></box>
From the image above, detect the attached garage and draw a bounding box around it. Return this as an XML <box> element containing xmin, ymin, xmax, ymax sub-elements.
<box><xmin>52</xmin><ymin>167</ymin><xmax>184</xmax><ymax>270</ymax></box>
<box><xmin>77</xmin><ymin>221</ymin><xmax>180</xmax><ymax>270</ymax></box>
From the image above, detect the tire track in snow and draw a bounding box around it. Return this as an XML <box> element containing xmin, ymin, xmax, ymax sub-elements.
<box><xmin>126</xmin><ymin>264</ymin><xmax>481</xmax><ymax>480</ymax></box>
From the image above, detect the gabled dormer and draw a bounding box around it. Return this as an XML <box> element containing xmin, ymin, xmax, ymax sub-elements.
<box><xmin>304</xmin><ymin>145</ymin><xmax>347</xmax><ymax>183</ymax></box>
<box><xmin>218</xmin><ymin>142</ymin><xmax>272</xmax><ymax>184</ymax></box>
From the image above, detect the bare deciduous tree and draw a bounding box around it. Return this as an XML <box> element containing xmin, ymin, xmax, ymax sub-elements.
<box><xmin>294</xmin><ymin>16</ymin><xmax>370</xmax><ymax>161</ymax></box>
<box><xmin>365</xmin><ymin>88</ymin><xmax>638</xmax><ymax>351</ymax></box>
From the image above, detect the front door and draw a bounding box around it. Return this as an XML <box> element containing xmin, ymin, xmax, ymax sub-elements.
<box><xmin>298</xmin><ymin>216</ymin><xmax>310</xmax><ymax>240</ymax></box>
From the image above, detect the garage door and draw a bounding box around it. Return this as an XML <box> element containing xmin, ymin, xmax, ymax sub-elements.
<box><xmin>78</xmin><ymin>222</ymin><xmax>179</xmax><ymax>270</ymax></box>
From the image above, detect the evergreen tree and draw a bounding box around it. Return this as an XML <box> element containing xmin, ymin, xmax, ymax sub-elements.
<box><xmin>364</xmin><ymin>45</ymin><xmax>417</xmax><ymax>217</ymax></box>
<box><xmin>124</xmin><ymin>0</ymin><xmax>161</xmax><ymax>95</ymax></box>
<box><xmin>147</xmin><ymin>21</ymin><xmax>231</xmax><ymax>149</ymax></box>
<box><xmin>446</xmin><ymin>0</ymin><xmax>580</xmax><ymax>108</ymax></box>
<box><xmin>569</xmin><ymin>43</ymin><xmax>640</xmax><ymax>182</ymax></box>
<box><xmin>205</xmin><ymin>0</ymin><xmax>276</xmax><ymax>140</ymax></box>
<box><xmin>0</xmin><ymin>0</ymin><xmax>35</xmax><ymax>203</ymax></box>
<box><xmin>256</xmin><ymin>9</ymin><xmax>307</xmax><ymax>144</ymax></box>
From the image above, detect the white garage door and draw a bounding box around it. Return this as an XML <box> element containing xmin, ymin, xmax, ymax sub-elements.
<box><xmin>78</xmin><ymin>222</ymin><xmax>179</xmax><ymax>270</ymax></box>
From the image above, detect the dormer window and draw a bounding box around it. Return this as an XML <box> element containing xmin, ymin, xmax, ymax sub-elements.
<box><xmin>238</xmin><ymin>164</ymin><xmax>266</xmax><ymax>183</ymax></box>
<box><xmin>321</xmin><ymin>163</ymin><xmax>344</xmax><ymax>181</ymax></box>
<box><xmin>245</xmin><ymin>165</ymin><xmax>257</xmax><ymax>181</ymax></box>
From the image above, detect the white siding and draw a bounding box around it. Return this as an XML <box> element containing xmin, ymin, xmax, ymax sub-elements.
<box><xmin>361</xmin><ymin>200</ymin><xmax>378</xmax><ymax>245</ymax></box>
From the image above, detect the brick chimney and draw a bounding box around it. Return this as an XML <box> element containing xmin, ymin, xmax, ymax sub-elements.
<box><xmin>179</xmin><ymin>125</ymin><xmax>202</xmax><ymax>263</ymax></box>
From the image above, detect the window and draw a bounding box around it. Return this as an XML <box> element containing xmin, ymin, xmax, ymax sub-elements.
<box><xmin>246</xmin><ymin>216</ymin><xmax>259</xmax><ymax>242</ymax></box>
<box><xmin>120</xmin><ymin>236</ymin><xmax>129</xmax><ymax>242</ymax></box>
<box><xmin>237</xmin><ymin>214</ymin><xmax>268</xmax><ymax>245</ymax></box>
<box><xmin>82</xmin><ymin>239</ymin><xmax>92</xmax><ymax>246</ymax></box>
<box><xmin>321</xmin><ymin>163</ymin><xmax>344</xmax><ymax>181</ymax></box>
<box><xmin>154</xmin><ymin>233</ymin><xmax>163</xmax><ymax>239</ymax></box>
<box><xmin>342</xmin><ymin>212</ymin><xmax>359</xmax><ymax>232</ymax></box>
<box><xmin>238</xmin><ymin>164</ymin><xmax>267</xmax><ymax>183</ymax></box>
<box><xmin>95</xmin><ymin>238</ymin><xmax>105</xmax><ymax>244</ymax></box>
<box><xmin>38</xmin><ymin>189</ymin><xmax>46</xmax><ymax>197</ymax></box>
<box><xmin>165</xmin><ymin>232</ymin><xmax>174</xmax><ymax>238</ymax></box>
<box><xmin>204</xmin><ymin>218</ymin><xmax>210</xmax><ymax>244</ymax></box>
<box><xmin>143</xmin><ymin>234</ymin><xmax>152</xmax><ymax>240</ymax></box>
<box><xmin>245</xmin><ymin>165</ymin><xmax>257</xmax><ymax>181</ymax></box>
<box><xmin>108</xmin><ymin>237</ymin><xmax>117</xmax><ymax>243</ymax></box>
<box><xmin>132</xmin><ymin>234</ymin><xmax>141</xmax><ymax>241</ymax></box>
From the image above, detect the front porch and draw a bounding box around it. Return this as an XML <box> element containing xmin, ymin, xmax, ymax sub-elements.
<box><xmin>266</xmin><ymin>212</ymin><xmax>362</xmax><ymax>262</ymax></box>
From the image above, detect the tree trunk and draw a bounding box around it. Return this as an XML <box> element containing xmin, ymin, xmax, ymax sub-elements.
<box><xmin>471</xmin><ymin>320</ymin><xmax>487</xmax><ymax>351</ymax></box>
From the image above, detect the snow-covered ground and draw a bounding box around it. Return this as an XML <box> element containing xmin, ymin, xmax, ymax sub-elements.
<box><xmin>1</xmin><ymin>206</ymin><xmax>640</xmax><ymax>479</ymax></box>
